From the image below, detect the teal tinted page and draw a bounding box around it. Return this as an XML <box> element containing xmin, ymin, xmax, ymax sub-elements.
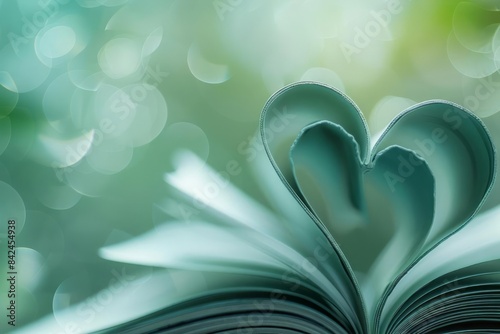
<box><xmin>0</xmin><ymin>1</ymin><xmax>500</xmax><ymax>334</ymax></box>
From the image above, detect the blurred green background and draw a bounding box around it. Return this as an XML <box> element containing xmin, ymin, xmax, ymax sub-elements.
<box><xmin>1</xmin><ymin>0</ymin><xmax>500</xmax><ymax>332</ymax></box>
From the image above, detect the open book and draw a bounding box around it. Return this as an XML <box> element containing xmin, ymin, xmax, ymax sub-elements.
<box><xmin>21</xmin><ymin>82</ymin><xmax>499</xmax><ymax>334</ymax></box>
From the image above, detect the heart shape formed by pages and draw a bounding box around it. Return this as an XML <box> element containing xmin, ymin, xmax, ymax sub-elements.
<box><xmin>260</xmin><ymin>82</ymin><xmax>495</xmax><ymax>305</ymax></box>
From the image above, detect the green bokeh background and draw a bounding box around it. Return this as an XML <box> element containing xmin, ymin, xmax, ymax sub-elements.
<box><xmin>1</xmin><ymin>0</ymin><xmax>500</xmax><ymax>332</ymax></box>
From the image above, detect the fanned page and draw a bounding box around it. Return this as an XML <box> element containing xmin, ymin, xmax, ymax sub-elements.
<box><xmin>98</xmin><ymin>147</ymin><xmax>366</xmax><ymax>333</ymax></box>
<box><xmin>15</xmin><ymin>148</ymin><xmax>365</xmax><ymax>333</ymax></box>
